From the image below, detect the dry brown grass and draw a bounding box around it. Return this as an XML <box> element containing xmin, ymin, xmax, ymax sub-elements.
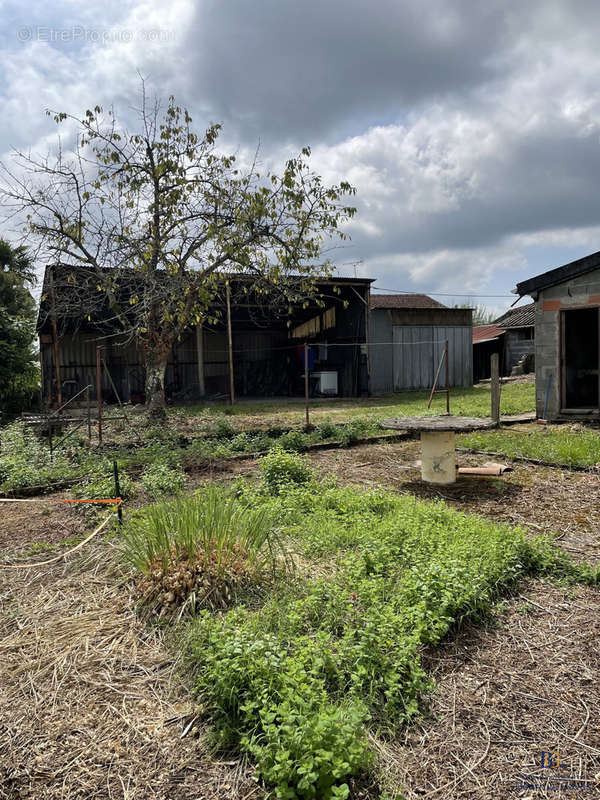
<box><xmin>374</xmin><ymin>581</ymin><xmax>600</xmax><ymax>799</ymax></box>
<box><xmin>0</xmin><ymin>541</ymin><xmax>260</xmax><ymax>800</ymax></box>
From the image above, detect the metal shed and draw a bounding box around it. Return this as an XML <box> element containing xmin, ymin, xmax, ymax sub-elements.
<box><xmin>369</xmin><ymin>295</ymin><xmax>473</xmax><ymax>393</ymax></box>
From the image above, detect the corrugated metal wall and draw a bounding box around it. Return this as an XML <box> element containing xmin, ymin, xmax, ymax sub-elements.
<box><xmin>392</xmin><ymin>326</ymin><xmax>472</xmax><ymax>390</ymax></box>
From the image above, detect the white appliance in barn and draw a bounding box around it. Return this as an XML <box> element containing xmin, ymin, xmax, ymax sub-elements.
<box><xmin>312</xmin><ymin>370</ymin><xmax>338</xmax><ymax>396</ymax></box>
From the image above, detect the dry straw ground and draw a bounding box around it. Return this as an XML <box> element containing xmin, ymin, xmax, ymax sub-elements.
<box><xmin>0</xmin><ymin>536</ymin><xmax>258</xmax><ymax>800</ymax></box>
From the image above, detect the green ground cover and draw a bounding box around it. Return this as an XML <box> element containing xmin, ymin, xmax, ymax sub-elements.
<box><xmin>0</xmin><ymin>381</ymin><xmax>536</xmax><ymax>494</ymax></box>
<box><xmin>167</xmin><ymin>380</ymin><xmax>535</xmax><ymax>426</ymax></box>
<box><xmin>117</xmin><ymin>451</ymin><xmax>596</xmax><ymax>799</ymax></box>
<box><xmin>460</xmin><ymin>426</ymin><xmax>600</xmax><ymax>468</ymax></box>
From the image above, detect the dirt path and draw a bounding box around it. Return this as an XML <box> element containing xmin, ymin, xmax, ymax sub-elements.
<box><xmin>0</xmin><ymin>493</ymin><xmax>86</xmax><ymax>554</ymax></box>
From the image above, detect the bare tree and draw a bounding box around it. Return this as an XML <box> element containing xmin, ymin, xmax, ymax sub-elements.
<box><xmin>2</xmin><ymin>88</ymin><xmax>356</xmax><ymax>411</ymax></box>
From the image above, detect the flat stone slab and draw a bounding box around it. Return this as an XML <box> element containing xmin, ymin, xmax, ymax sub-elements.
<box><xmin>382</xmin><ymin>415</ymin><xmax>497</xmax><ymax>433</ymax></box>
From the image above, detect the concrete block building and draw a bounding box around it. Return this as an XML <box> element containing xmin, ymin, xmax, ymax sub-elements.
<box><xmin>516</xmin><ymin>250</ymin><xmax>600</xmax><ymax>420</ymax></box>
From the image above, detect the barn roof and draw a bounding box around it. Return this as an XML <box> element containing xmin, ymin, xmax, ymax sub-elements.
<box><xmin>370</xmin><ymin>293</ymin><xmax>446</xmax><ymax>310</ymax></box>
<box><xmin>516</xmin><ymin>249</ymin><xmax>600</xmax><ymax>297</ymax></box>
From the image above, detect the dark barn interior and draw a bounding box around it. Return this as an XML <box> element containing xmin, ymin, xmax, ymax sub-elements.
<box><xmin>37</xmin><ymin>267</ymin><xmax>372</xmax><ymax>405</ymax></box>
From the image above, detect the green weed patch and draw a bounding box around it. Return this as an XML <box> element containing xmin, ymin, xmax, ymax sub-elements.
<box><xmin>184</xmin><ymin>467</ymin><xmax>596</xmax><ymax>798</ymax></box>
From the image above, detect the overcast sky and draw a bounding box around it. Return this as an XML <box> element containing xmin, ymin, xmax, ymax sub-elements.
<box><xmin>3</xmin><ymin>0</ymin><xmax>600</xmax><ymax>314</ymax></box>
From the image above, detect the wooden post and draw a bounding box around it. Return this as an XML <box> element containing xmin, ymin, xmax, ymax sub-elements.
<box><xmin>304</xmin><ymin>343</ymin><xmax>310</xmax><ymax>429</ymax></box>
<box><xmin>491</xmin><ymin>352</ymin><xmax>500</xmax><ymax>426</ymax></box>
<box><xmin>226</xmin><ymin>284</ymin><xmax>235</xmax><ymax>405</ymax></box>
<box><xmin>96</xmin><ymin>347</ymin><xmax>103</xmax><ymax>444</ymax></box>
<box><xmin>86</xmin><ymin>387</ymin><xmax>91</xmax><ymax>441</ymax></box>
<box><xmin>364</xmin><ymin>284</ymin><xmax>371</xmax><ymax>395</ymax></box>
<box><xmin>48</xmin><ymin>268</ymin><xmax>62</xmax><ymax>408</ymax></box>
<box><xmin>196</xmin><ymin>324</ymin><xmax>205</xmax><ymax>398</ymax></box>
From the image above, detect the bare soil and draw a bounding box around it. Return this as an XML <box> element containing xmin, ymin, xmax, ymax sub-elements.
<box><xmin>0</xmin><ymin>494</ymin><xmax>86</xmax><ymax>554</ymax></box>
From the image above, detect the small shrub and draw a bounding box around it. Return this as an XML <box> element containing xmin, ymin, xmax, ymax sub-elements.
<box><xmin>260</xmin><ymin>447</ymin><xmax>312</xmax><ymax>495</ymax></box>
<box><xmin>0</xmin><ymin>421</ymin><xmax>78</xmax><ymax>490</ymax></box>
<box><xmin>72</xmin><ymin>469</ymin><xmax>136</xmax><ymax>502</ymax></box>
<box><xmin>140</xmin><ymin>463</ymin><xmax>187</xmax><ymax>497</ymax></box>
<box><xmin>276</xmin><ymin>430</ymin><xmax>308</xmax><ymax>452</ymax></box>
<box><xmin>121</xmin><ymin>488</ymin><xmax>288</xmax><ymax>615</ymax></box>
<box><xmin>229</xmin><ymin>432</ymin><xmax>253</xmax><ymax>452</ymax></box>
<box><xmin>207</xmin><ymin>415</ymin><xmax>236</xmax><ymax>439</ymax></box>
<box><xmin>315</xmin><ymin>421</ymin><xmax>338</xmax><ymax>440</ymax></box>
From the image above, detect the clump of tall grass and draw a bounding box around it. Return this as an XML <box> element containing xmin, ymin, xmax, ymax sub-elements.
<box><xmin>121</xmin><ymin>488</ymin><xmax>289</xmax><ymax>615</ymax></box>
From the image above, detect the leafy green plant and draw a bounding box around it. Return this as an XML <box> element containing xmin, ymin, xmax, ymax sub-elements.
<box><xmin>0</xmin><ymin>420</ymin><xmax>80</xmax><ymax>490</ymax></box>
<box><xmin>186</xmin><ymin>478</ymin><xmax>596</xmax><ymax>798</ymax></box>
<box><xmin>207</xmin><ymin>415</ymin><xmax>236</xmax><ymax>439</ymax></box>
<box><xmin>260</xmin><ymin>447</ymin><xmax>313</xmax><ymax>494</ymax></box>
<box><xmin>72</xmin><ymin>468</ymin><xmax>136</xmax><ymax>502</ymax></box>
<box><xmin>315</xmin><ymin>421</ymin><xmax>338</xmax><ymax>440</ymax></box>
<box><xmin>276</xmin><ymin>430</ymin><xmax>309</xmax><ymax>452</ymax></box>
<box><xmin>140</xmin><ymin>462</ymin><xmax>186</xmax><ymax>497</ymax></box>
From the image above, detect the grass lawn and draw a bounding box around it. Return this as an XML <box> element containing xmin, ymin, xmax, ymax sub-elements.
<box><xmin>168</xmin><ymin>379</ymin><xmax>535</xmax><ymax>428</ymax></box>
<box><xmin>460</xmin><ymin>425</ymin><xmax>600</xmax><ymax>468</ymax></box>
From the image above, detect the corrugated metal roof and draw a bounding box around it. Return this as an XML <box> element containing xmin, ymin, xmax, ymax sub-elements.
<box><xmin>370</xmin><ymin>293</ymin><xmax>446</xmax><ymax>309</ymax></box>
<box><xmin>494</xmin><ymin>302</ymin><xmax>535</xmax><ymax>329</ymax></box>
<box><xmin>516</xmin><ymin>249</ymin><xmax>600</xmax><ymax>296</ymax></box>
<box><xmin>473</xmin><ymin>324</ymin><xmax>505</xmax><ymax>344</ymax></box>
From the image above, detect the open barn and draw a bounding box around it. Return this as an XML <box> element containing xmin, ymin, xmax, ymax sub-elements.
<box><xmin>37</xmin><ymin>265</ymin><xmax>372</xmax><ymax>405</ymax></box>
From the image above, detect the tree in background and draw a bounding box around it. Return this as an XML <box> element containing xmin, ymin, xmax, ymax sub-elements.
<box><xmin>454</xmin><ymin>302</ymin><xmax>495</xmax><ymax>326</ymax></box>
<box><xmin>2</xmin><ymin>87</ymin><xmax>356</xmax><ymax>412</ymax></box>
<box><xmin>0</xmin><ymin>241</ymin><xmax>39</xmax><ymax>412</ymax></box>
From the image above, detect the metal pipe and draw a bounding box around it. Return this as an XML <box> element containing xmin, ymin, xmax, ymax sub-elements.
<box><xmin>96</xmin><ymin>347</ymin><xmax>103</xmax><ymax>444</ymax></box>
<box><xmin>48</xmin><ymin>384</ymin><xmax>93</xmax><ymax>420</ymax></box>
<box><xmin>226</xmin><ymin>283</ymin><xmax>235</xmax><ymax>405</ymax></box>
<box><xmin>113</xmin><ymin>461</ymin><xmax>123</xmax><ymax>525</ymax></box>
<box><xmin>304</xmin><ymin>343</ymin><xmax>310</xmax><ymax>429</ymax></box>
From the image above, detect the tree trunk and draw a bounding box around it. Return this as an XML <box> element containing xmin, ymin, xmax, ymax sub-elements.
<box><xmin>145</xmin><ymin>357</ymin><xmax>168</xmax><ymax>415</ymax></box>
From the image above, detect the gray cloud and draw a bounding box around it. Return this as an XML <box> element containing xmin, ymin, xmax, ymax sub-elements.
<box><xmin>188</xmin><ymin>0</ymin><xmax>510</xmax><ymax>145</ymax></box>
<box><xmin>4</xmin><ymin>0</ymin><xmax>600</xmax><ymax>301</ymax></box>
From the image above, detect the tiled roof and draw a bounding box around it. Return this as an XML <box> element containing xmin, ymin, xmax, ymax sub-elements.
<box><xmin>370</xmin><ymin>293</ymin><xmax>446</xmax><ymax>309</ymax></box>
<box><xmin>494</xmin><ymin>302</ymin><xmax>535</xmax><ymax>329</ymax></box>
<box><xmin>473</xmin><ymin>324</ymin><xmax>505</xmax><ymax>344</ymax></box>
